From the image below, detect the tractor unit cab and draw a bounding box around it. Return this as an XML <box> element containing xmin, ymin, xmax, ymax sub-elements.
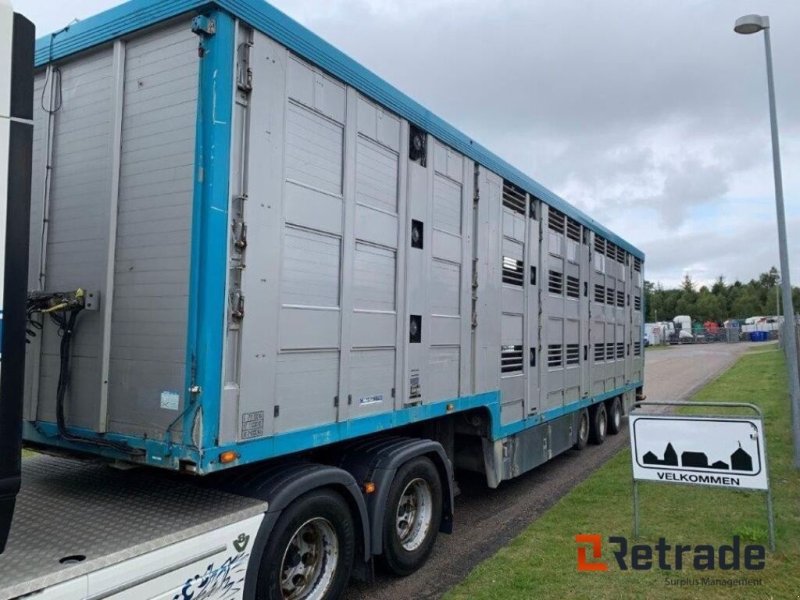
<box><xmin>0</xmin><ymin>0</ymin><xmax>35</xmax><ymax>555</ymax></box>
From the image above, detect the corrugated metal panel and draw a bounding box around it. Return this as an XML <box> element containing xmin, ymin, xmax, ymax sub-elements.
<box><xmin>30</xmin><ymin>48</ymin><xmax>115</xmax><ymax>429</ymax></box>
<box><xmin>107</xmin><ymin>21</ymin><xmax>198</xmax><ymax>438</ymax></box>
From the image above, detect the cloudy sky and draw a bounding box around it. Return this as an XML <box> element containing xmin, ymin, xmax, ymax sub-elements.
<box><xmin>14</xmin><ymin>0</ymin><xmax>800</xmax><ymax>288</ymax></box>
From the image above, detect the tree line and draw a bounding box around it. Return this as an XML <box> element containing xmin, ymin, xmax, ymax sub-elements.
<box><xmin>645</xmin><ymin>267</ymin><xmax>800</xmax><ymax>324</ymax></box>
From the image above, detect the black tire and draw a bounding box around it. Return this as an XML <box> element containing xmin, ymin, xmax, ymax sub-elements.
<box><xmin>380</xmin><ymin>456</ymin><xmax>443</xmax><ymax>576</ymax></box>
<box><xmin>589</xmin><ymin>403</ymin><xmax>608</xmax><ymax>445</ymax></box>
<box><xmin>256</xmin><ymin>489</ymin><xmax>355</xmax><ymax>600</ymax></box>
<box><xmin>607</xmin><ymin>397</ymin><xmax>623</xmax><ymax>435</ymax></box>
<box><xmin>573</xmin><ymin>408</ymin><xmax>590</xmax><ymax>450</ymax></box>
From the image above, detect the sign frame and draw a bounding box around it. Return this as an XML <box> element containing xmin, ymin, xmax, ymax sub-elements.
<box><xmin>629</xmin><ymin>401</ymin><xmax>775</xmax><ymax>551</ymax></box>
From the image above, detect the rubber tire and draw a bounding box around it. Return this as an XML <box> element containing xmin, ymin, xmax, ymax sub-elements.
<box><xmin>380</xmin><ymin>456</ymin><xmax>443</xmax><ymax>577</ymax></box>
<box><xmin>573</xmin><ymin>408</ymin><xmax>590</xmax><ymax>450</ymax></box>
<box><xmin>256</xmin><ymin>489</ymin><xmax>355</xmax><ymax>600</ymax></box>
<box><xmin>589</xmin><ymin>403</ymin><xmax>608</xmax><ymax>445</ymax></box>
<box><xmin>607</xmin><ymin>396</ymin><xmax>623</xmax><ymax>435</ymax></box>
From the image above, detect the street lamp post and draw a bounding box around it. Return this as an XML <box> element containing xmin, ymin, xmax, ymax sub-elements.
<box><xmin>735</xmin><ymin>14</ymin><xmax>800</xmax><ymax>469</ymax></box>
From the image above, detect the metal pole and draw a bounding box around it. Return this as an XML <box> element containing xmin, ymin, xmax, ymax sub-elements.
<box><xmin>632</xmin><ymin>480</ymin><xmax>640</xmax><ymax>539</ymax></box>
<box><xmin>763</xmin><ymin>27</ymin><xmax>800</xmax><ymax>469</ymax></box>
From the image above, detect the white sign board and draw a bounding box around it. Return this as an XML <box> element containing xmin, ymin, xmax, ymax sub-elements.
<box><xmin>630</xmin><ymin>415</ymin><xmax>768</xmax><ymax>491</ymax></box>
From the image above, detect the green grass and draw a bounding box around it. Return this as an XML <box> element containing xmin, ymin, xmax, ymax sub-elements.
<box><xmin>446</xmin><ymin>347</ymin><xmax>799</xmax><ymax>600</ymax></box>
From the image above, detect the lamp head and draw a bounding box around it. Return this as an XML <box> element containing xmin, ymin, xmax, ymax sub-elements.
<box><xmin>734</xmin><ymin>14</ymin><xmax>769</xmax><ymax>35</ymax></box>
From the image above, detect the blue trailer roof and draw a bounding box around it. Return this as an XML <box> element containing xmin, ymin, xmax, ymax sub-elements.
<box><xmin>34</xmin><ymin>0</ymin><xmax>644</xmax><ymax>259</ymax></box>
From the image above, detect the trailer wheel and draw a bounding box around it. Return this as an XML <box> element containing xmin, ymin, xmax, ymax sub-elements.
<box><xmin>257</xmin><ymin>489</ymin><xmax>355</xmax><ymax>600</ymax></box>
<box><xmin>380</xmin><ymin>456</ymin><xmax>442</xmax><ymax>576</ymax></box>
<box><xmin>573</xmin><ymin>408</ymin><xmax>590</xmax><ymax>450</ymax></box>
<box><xmin>589</xmin><ymin>403</ymin><xmax>608</xmax><ymax>445</ymax></box>
<box><xmin>607</xmin><ymin>397</ymin><xmax>623</xmax><ymax>435</ymax></box>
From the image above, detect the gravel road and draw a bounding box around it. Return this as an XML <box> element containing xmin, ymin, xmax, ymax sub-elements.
<box><xmin>345</xmin><ymin>342</ymin><xmax>756</xmax><ymax>600</ymax></box>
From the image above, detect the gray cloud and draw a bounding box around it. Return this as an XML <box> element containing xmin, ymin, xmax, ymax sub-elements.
<box><xmin>15</xmin><ymin>0</ymin><xmax>800</xmax><ymax>286</ymax></box>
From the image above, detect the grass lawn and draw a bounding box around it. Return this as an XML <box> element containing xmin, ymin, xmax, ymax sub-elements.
<box><xmin>446</xmin><ymin>347</ymin><xmax>799</xmax><ymax>600</ymax></box>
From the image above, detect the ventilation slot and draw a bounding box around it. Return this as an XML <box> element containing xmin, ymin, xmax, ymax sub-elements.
<box><xmin>548</xmin><ymin>208</ymin><xmax>565</xmax><ymax>233</ymax></box>
<box><xmin>616</xmin><ymin>343</ymin><xmax>625</xmax><ymax>359</ymax></box>
<box><xmin>594</xmin><ymin>284</ymin><xmax>605</xmax><ymax>304</ymax></box>
<box><xmin>502</xmin><ymin>345</ymin><xmax>524</xmax><ymax>374</ymax></box>
<box><xmin>606</xmin><ymin>343</ymin><xmax>615</xmax><ymax>361</ymax></box>
<box><xmin>616</xmin><ymin>246</ymin><xmax>626</xmax><ymax>264</ymax></box>
<box><xmin>634</xmin><ymin>257</ymin><xmax>643</xmax><ymax>272</ymax></box>
<box><xmin>606</xmin><ymin>287</ymin><xmax>615</xmax><ymax>306</ymax></box>
<box><xmin>634</xmin><ymin>341</ymin><xmax>642</xmax><ymax>356</ymax></box>
<box><xmin>502</xmin><ymin>180</ymin><xmax>527</xmax><ymax>216</ymax></box>
<box><xmin>409</xmin><ymin>125</ymin><xmax>427</xmax><ymax>166</ymax></box>
<box><xmin>616</xmin><ymin>290</ymin><xmax>625</xmax><ymax>308</ymax></box>
<box><xmin>502</xmin><ymin>257</ymin><xmax>525</xmax><ymax>286</ymax></box>
<box><xmin>548</xmin><ymin>344</ymin><xmax>563</xmax><ymax>368</ymax></box>
<box><xmin>566</xmin><ymin>218</ymin><xmax>581</xmax><ymax>242</ymax></box>
<box><xmin>594</xmin><ymin>235</ymin><xmax>606</xmax><ymax>254</ymax></box>
<box><xmin>634</xmin><ymin>296</ymin><xmax>642</xmax><ymax>311</ymax></box>
<box><xmin>566</xmin><ymin>275</ymin><xmax>580</xmax><ymax>299</ymax></box>
<box><xmin>566</xmin><ymin>344</ymin><xmax>580</xmax><ymax>366</ymax></box>
<box><xmin>529</xmin><ymin>196</ymin><xmax>539</xmax><ymax>220</ymax></box>
<box><xmin>548</xmin><ymin>270</ymin><xmax>564</xmax><ymax>295</ymax></box>
<box><xmin>605</xmin><ymin>241</ymin><xmax>617</xmax><ymax>260</ymax></box>
<box><xmin>594</xmin><ymin>344</ymin><xmax>605</xmax><ymax>362</ymax></box>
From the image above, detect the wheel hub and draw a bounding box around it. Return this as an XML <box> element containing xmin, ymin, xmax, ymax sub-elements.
<box><xmin>395</xmin><ymin>478</ymin><xmax>433</xmax><ymax>552</ymax></box>
<box><xmin>280</xmin><ymin>518</ymin><xmax>339</xmax><ymax>600</ymax></box>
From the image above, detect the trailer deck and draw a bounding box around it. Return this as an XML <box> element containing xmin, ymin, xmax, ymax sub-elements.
<box><xmin>0</xmin><ymin>455</ymin><xmax>267</xmax><ymax>599</ymax></box>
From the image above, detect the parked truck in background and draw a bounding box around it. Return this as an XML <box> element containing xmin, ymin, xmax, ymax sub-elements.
<box><xmin>0</xmin><ymin>1</ymin><xmax>645</xmax><ymax>598</ymax></box>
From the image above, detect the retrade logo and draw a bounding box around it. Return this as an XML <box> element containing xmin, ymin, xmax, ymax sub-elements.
<box><xmin>575</xmin><ymin>535</ymin><xmax>766</xmax><ymax>572</ymax></box>
<box><xmin>575</xmin><ymin>534</ymin><xmax>608</xmax><ymax>572</ymax></box>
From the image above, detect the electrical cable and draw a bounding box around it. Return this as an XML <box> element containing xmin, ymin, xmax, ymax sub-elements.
<box><xmin>26</xmin><ymin>294</ymin><xmax>144</xmax><ymax>457</ymax></box>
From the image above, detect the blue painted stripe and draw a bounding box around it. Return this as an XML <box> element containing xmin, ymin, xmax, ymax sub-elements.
<box><xmin>205</xmin><ymin>382</ymin><xmax>641</xmax><ymax>472</ymax></box>
<box><xmin>184</xmin><ymin>10</ymin><xmax>236</xmax><ymax>448</ymax></box>
<box><xmin>34</xmin><ymin>0</ymin><xmax>208</xmax><ymax>65</ymax></box>
<box><xmin>24</xmin><ymin>382</ymin><xmax>642</xmax><ymax>473</ymax></box>
<box><xmin>34</xmin><ymin>0</ymin><xmax>643</xmax><ymax>259</ymax></box>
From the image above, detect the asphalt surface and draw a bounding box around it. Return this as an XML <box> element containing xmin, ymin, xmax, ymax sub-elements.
<box><xmin>345</xmin><ymin>342</ymin><xmax>757</xmax><ymax>600</ymax></box>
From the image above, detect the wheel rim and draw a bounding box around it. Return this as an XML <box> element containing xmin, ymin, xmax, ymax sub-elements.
<box><xmin>579</xmin><ymin>412</ymin><xmax>589</xmax><ymax>442</ymax></box>
<box><xmin>280</xmin><ymin>517</ymin><xmax>339</xmax><ymax>600</ymax></box>
<box><xmin>395</xmin><ymin>477</ymin><xmax>434</xmax><ymax>552</ymax></box>
<box><xmin>613</xmin><ymin>403</ymin><xmax>621</xmax><ymax>429</ymax></box>
<box><xmin>599</xmin><ymin>410</ymin><xmax>607</xmax><ymax>437</ymax></box>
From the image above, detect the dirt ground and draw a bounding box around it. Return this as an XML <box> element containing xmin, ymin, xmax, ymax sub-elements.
<box><xmin>345</xmin><ymin>342</ymin><xmax>758</xmax><ymax>600</ymax></box>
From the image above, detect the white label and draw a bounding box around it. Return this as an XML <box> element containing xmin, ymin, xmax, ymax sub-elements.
<box><xmin>630</xmin><ymin>415</ymin><xmax>768</xmax><ymax>491</ymax></box>
<box><xmin>160</xmin><ymin>391</ymin><xmax>180</xmax><ymax>411</ymax></box>
<box><xmin>548</xmin><ymin>231</ymin><xmax>562</xmax><ymax>256</ymax></box>
<box><xmin>360</xmin><ymin>394</ymin><xmax>384</xmax><ymax>406</ymax></box>
<box><xmin>567</xmin><ymin>239</ymin><xmax>578</xmax><ymax>263</ymax></box>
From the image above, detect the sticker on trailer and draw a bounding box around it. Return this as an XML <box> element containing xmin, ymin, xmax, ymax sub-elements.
<box><xmin>160</xmin><ymin>391</ymin><xmax>180</xmax><ymax>411</ymax></box>
<box><xmin>629</xmin><ymin>415</ymin><xmax>768</xmax><ymax>491</ymax></box>
<box><xmin>359</xmin><ymin>394</ymin><xmax>384</xmax><ymax>406</ymax></box>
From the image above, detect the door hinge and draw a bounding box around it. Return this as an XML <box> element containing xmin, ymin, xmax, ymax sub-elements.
<box><xmin>237</xmin><ymin>38</ymin><xmax>254</xmax><ymax>93</ymax></box>
<box><xmin>232</xmin><ymin>219</ymin><xmax>248</xmax><ymax>252</ymax></box>
<box><xmin>230</xmin><ymin>288</ymin><xmax>245</xmax><ymax>322</ymax></box>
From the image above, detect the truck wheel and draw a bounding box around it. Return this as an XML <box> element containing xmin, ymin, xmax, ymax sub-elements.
<box><xmin>589</xmin><ymin>403</ymin><xmax>607</xmax><ymax>445</ymax></box>
<box><xmin>607</xmin><ymin>397</ymin><xmax>623</xmax><ymax>435</ymax></box>
<box><xmin>573</xmin><ymin>408</ymin><xmax>590</xmax><ymax>450</ymax></box>
<box><xmin>257</xmin><ymin>489</ymin><xmax>355</xmax><ymax>600</ymax></box>
<box><xmin>380</xmin><ymin>456</ymin><xmax>442</xmax><ymax>576</ymax></box>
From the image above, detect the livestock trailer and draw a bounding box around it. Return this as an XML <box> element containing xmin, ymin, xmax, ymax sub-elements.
<box><xmin>5</xmin><ymin>0</ymin><xmax>644</xmax><ymax>596</ymax></box>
